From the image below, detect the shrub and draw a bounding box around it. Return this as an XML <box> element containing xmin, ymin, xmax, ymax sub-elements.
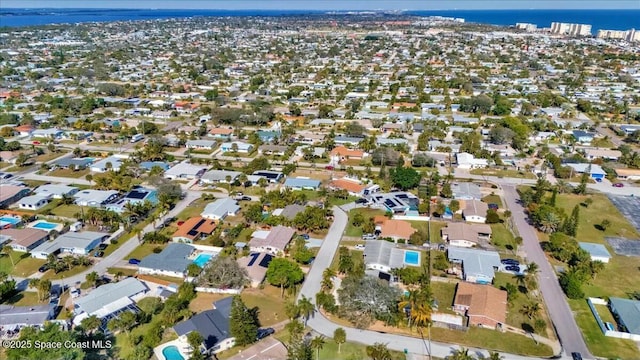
<box><xmin>559</xmin><ymin>271</ymin><xmax>584</xmax><ymax>299</ymax></box>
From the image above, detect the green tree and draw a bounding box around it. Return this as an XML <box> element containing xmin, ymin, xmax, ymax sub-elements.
<box><xmin>80</xmin><ymin>315</ymin><xmax>101</xmax><ymax>335</ymax></box>
<box><xmin>85</xmin><ymin>271</ymin><xmax>99</xmax><ymax>288</ymax></box>
<box><xmin>599</xmin><ymin>219</ymin><xmax>611</xmax><ymax>231</ymax></box>
<box><xmin>229</xmin><ymin>295</ymin><xmax>259</xmax><ymax>346</ymax></box>
<box><xmin>186</xmin><ymin>331</ymin><xmax>204</xmax><ymax>355</ymax></box>
<box><xmin>449</xmin><ymin>347</ymin><xmax>475</xmax><ymax>360</ymax></box>
<box><xmin>310</xmin><ymin>336</ymin><xmax>326</xmax><ymax>360</ymax></box>
<box><xmin>366</xmin><ymin>343</ymin><xmax>392</xmax><ymax>360</ymax></box>
<box><xmin>291</xmin><ymin>237</ymin><xmax>314</xmax><ymax>264</ymax></box>
<box><xmin>519</xmin><ymin>302</ymin><xmax>541</xmax><ymax>320</ymax></box>
<box><xmin>266</xmin><ymin>258</ymin><xmax>304</xmax><ymax>297</ymax></box>
<box><xmin>352</xmin><ymin>212</ymin><xmax>365</xmax><ymax>227</ymax></box>
<box><xmin>559</xmin><ymin>270</ymin><xmax>585</xmax><ymax>299</ymax></box>
<box><xmin>6</xmin><ymin>323</ymin><xmax>84</xmax><ymax>360</ymax></box>
<box><xmin>298</xmin><ymin>295</ymin><xmax>315</xmax><ymax>326</ymax></box>
<box><xmin>333</xmin><ymin>327</ymin><xmax>346</xmax><ymax>354</ymax></box>
<box><xmin>389</xmin><ymin>166</ymin><xmax>421</xmax><ymax>190</ymax></box>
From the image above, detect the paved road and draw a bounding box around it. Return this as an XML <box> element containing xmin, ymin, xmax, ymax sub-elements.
<box><xmin>299</xmin><ymin>205</ymin><xmax>567</xmax><ymax>360</ymax></box>
<box><xmin>501</xmin><ymin>184</ymin><xmax>591</xmax><ymax>358</ymax></box>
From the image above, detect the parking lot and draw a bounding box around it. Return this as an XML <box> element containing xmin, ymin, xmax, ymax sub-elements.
<box><xmin>607</xmin><ymin>195</ymin><xmax>640</xmax><ymax>233</ymax></box>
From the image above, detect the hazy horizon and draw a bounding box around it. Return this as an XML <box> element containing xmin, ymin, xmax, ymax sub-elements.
<box><xmin>2</xmin><ymin>0</ymin><xmax>639</xmax><ymax>10</ymax></box>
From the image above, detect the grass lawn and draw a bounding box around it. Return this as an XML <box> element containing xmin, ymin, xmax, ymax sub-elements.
<box><xmin>126</xmin><ymin>243</ymin><xmax>167</xmax><ymax>260</ymax></box>
<box><xmin>490</xmin><ymin>223</ymin><xmax>518</xmax><ymax>252</ymax></box>
<box><xmin>49</xmin><ymin>168</ymin><xmax>90</xmax><ymax>178</ymax></box>
<box><xmin>569</xmin><ymin>298</ymin><xmax>640</xmax><ymax>359</ymax></box>
<box><xmin>50</xmin><ymin>204</ymin><xmax>84</xmax><ymax>218</ymax></box>
<box><xmin>482</xmin><ymin>194</ymin><xmax>503</xmax><ymax>208</ymax></box>
<box><xmin>470</xmin><ymin>168</ymin><xmax>537</xmax><ymax>179</ymax></box>
<box><xmin>106</xmin><ymin>267</ymin><xmax>137</xmax><ymax>277</ymax></box>
<box><xmin>317</xmin><ymin>339</ymin><xmax>406</xmax><ymax>360</ymax></box>
<box><xmin>12</xmin><ymin>256</ymin><xmax>46</xmax><ymax>277</ymax></box>
<box><xmin>430</xmin><ymin>326</ymin><xmax>552</xmax><ymax>356</ymax></box>
<box><xmin>176</xmin><ymin>198</ymin><xmax>208</xmax><ymax>221</ymax></box>
<box><xmin>115</xmin><ymin>317</ymin><xmax>178</xmax><ymax>359</ymax></box>
<box><xmin>42</xmin><ymin>264</ymin><xmax>91</xmax><ymax>281</ymax></box>
<box><xmin>241</xmin><ymin>286</ymin><xmax>288</xmax><ymax>327</ymax></box>
<box><xmin>20</xmin><ymin>179</ymin><xmax>48</xmax><ymax>187</ymax></box>
<box><xmin>409</xmin><ymin>220</ymin><xmax>446</xmax><ymax>244</ymax></box>
<box><xmin>327</xmin><ymin>195</ymin><xmax>359</xmax><ymax>207</ymax></box>
<box><xmin>35</xmin><ymin>150</ymin><xmax>68</xmax><ymax>163</ymax></box>
<box><xmin>3</xmin><ymin>291</ymin><xmax>46</xmax><ymax>306</ymax></box>
<box><xmin>431</xmin><ymin>281</ymin><xmax>456</xmax><ymax>313</ymax></box>
<box><xmin>344</xmin><ymin>208</ymin><xmax>385</xmax><ymax>237</ymax></box>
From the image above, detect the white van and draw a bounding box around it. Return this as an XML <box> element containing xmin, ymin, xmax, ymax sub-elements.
<box><xmin>130</xmin><ymin>134</ymin><xmax>144</xmax><ymax>143</ymax></box>
<box><xmin>70</xmin><ymin>287</ymin><xmax>80</xmax><ymax>299</ymax></box>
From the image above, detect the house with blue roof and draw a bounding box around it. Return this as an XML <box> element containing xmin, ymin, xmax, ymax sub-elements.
<box><xmin>171</xmin><ymin>296</ymin><xmax>234</xmax><ymax>355</ymax></box>
<box><xmin>256</xmin><ymin>130</ymin><xmax>280</xmax><ymax>143</ymax></box>
<box><xmin>572</xmin><ymin>130</ymin><xmax>595</xmax><ymax>144</ymax></box>
<box><xmin>140</xmin><ymin>161</ymin><xmax>171</xmax><ymax>172</ymax></box>
<box><xmin>566</xmin><ymin>163</ymin><xmax>606</xmax><ymax>181</ymax></box>
<box><xmin>447</xmin><ymin>247</ymin><xmax>502</xmax><ymax>284</ymax></box>
<box><xmin>283</xmin><ymin>177</ymin><xmax>321</xmax><ymax>191</ymax></box>
<box><xmin>578</xmin><ymin>242</ymin><xmax>611</xmax><ymax>263</ymax></box>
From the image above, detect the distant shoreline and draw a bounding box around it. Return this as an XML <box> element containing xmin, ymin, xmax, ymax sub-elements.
<box><xmin>1</xmin><ymin>8</ymin><xmax>638</xmax><ymax>31</ymax></box>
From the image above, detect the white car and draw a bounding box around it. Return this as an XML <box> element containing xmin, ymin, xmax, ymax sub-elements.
<box><xmin>354</xmin><ymin>244</ymin><xmax>365</xmax><ymax>250</ymax></box>
<box><xmin>70</xmin><ymin>287</ymin><xmax>80</xmax><ymax>299</ymax></box>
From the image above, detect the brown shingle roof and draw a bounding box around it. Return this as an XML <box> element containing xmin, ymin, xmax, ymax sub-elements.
<box><xmin>454</xmin><ymin>282</ymin><xmax>507</xmax><ymax>325</ymax></box>
<box><xmin>373</xmin><ymin>216</ymin><xmax>416</xmax><ymax>239</ymax></box>
<box><xmin>330</xmin><ymin>179</ymin><xmax>365</xmax><ymax>194</ymax></box>
<box><xmin>173</xmin><ymin>216</ymin><xmax>217</xmax><ymax>241</ymax></box>
<box><xmin>0</xmin><ymin>228</ymin><xmax>48</xmax><ymax>247</ymax></box>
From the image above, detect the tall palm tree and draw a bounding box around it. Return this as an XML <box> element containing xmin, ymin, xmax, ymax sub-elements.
<box><xmin>29</xmin><ymin>278</ymin><xmax>41</xmax><ymax>300</ymax></box>
<box><xmin>310</xmin><ymin>336</ymin><xmax>325</xmax><ymax>360</ymax></box>
<box><xmin>449</xmin><ymin>347</ymin><xmax>475</xmax><ymax>360</ymax></box>
<box><xmin>525</xmin><ymin>262</ymin><xmax>540</xmax><ymax>290</ymax></box>
<box><xmin>488</xmin><ymin>351</ymin><xmax>504</xmax><ymax>360</ymax></box>
<box><xmin>520</xmin><ymin>302</ymin><xmax>541</xmax><ymax>320</ymax></box>
<box><xmin>298</xmin><ymin>296</ymin><xmax>315</xmax><ymax>326</ymax></box>
<box><xmin>80</xmin><ymin>315</ymin><xmax>101</xmax><ymax>335</ymax></box>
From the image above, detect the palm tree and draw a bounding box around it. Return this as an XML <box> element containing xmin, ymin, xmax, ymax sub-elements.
<box><xmin>520</xmin><ymin>302</ymin><xmax>541</xmax><ymax>320</ymax></box>
<box><xmin>1</xmin><ymin>245</ymin><xmax>14</xmax><ymax>267</ymax></box>
<box><xmin>80</xmin><ymin>315</ymin><xmax>101</xmax><ymax>335</ymax></box>
<box><xmin>298</xmin><ymin>295</ymin><xmax>315</xmax><ymax>326</ymax></box>
<box><xmin>310</xmin><ymin>336</ymin><xmax>325</xmax><ymax>360</ymax></box>
<box><xmin>449</xmin><ymin>347</ymin><xmax>475</xmax><ymax>360</ymax></box>
<box><xmin>525</xmin><ymin>262</ymin><xmax>540</xmax><ymax>290</ymax></box>
<box><xmin>488</xmin><ymin>351</ymin><xmax>504</xmax><ymax>360</ymax></box>
<box><xmin>85</xmin><ymin>271</ymin><xmax>99</xmax><ymax>288</ymax></box>
<box><xmin>285</xmin><ymin>300</ymin><xmax>300</xmax><ymax>320</ymax></box>
<box><xmin>321</xmin><ymin>268</ymin><xmax>335</xmax><ymax>291</ymax></box>
<box><xmin>333</xmin><ymin>328</ymin><xmax>346</xmax><ymax>354</ymax></box>
<box><xmin>29</xmin><ymin>278</ymin><xmax>41</xmax><ymax>300</ymax></box>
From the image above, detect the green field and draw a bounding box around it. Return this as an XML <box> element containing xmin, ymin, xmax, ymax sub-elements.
<box><xmin>470</xmin><ymin>168</ymin><xmax>537</xmax><ymax>179</ymax></box>
<box><xmin>344</xmin><ymin>208</ymin><xmax>385</xmax><ymax>237</ymax></box>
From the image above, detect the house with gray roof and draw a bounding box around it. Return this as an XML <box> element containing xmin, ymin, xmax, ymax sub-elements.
<box><xmin>0</xmin><ymin>304</ymin><xmax>54</xmax><ymax>329</ymax></box>
<box><xmin>31</xmin><ymin>231</ymin><xmax>109</xmax><ymax>259</ymax></box>
<box><xmin>138</xmin><ymin>243</ymin><xmax>195</xmax><ymax>278</ymax></box>
<box><xmin>201</xmin><ymin>198</ymin><xmax>240</xmax><ymax>221</ymax></box>
<box><xmin>164</xmin><ymin>162</ymin><xmax>208</xmax><ymax>180</ymax></box>
<box><xmin>452</xmin><ymin>182</ymin><xmax>482</xmax><ymax>201</ymax></box>
<box><xmin>609</xmin><ymin>297</ymin><xmax>640</xmax><ymax>336</ymax></box>
<box><xmin>187</xmin><ymin>139</ymin><xmax>217</xmax><ymax>150</ymax></box>
<box><xmin>53</xmin><ymin>157</ymin><xmax>94</xmax><ymax>170</ymax></box>
<box><xmin>18</xmin><ymin>194</ymin><xmax>51</xmax><ymax>210</ymax></box>
<box><xmin>200</xmin><ymin>170</ymin><xmax>242</xmax><ymax>184</ymax></box>
<box><xmin>172</xmin><ymin>296</ymin><xmax>234</xmax><ymax>354</ymax></box>
<box><xmin>579</xmin><ymin>242</ymin><xmax>611</xmax><ymax>263</ymax></box>
<box><xmin>283</xmin><ymin>177</ymin><xmax>321</xmax><ymax>191</ymax></box>
<box><xmin>34</xmin><ymin>184</ymin><xmax>79</xmax><ymax>199</ymax></box>
<box><xmin>90</xmin><ymin>155</ymin><xmax>128</xmax><ymax>173</ymax></box>
<box><xmin>363</xmin><ymin>240</ymin><xmax>410</xmax><ymax>275</ymax></box>
<box><xmin>447</xmin><ymin>247</ymin><xmax>501</xmax><ymax>284</ymax></box>
<box><xmin>72</xmin><ymin>277</ymin><xmax>148</xmax><ymax>328</ymax></box>
<box><xmin>74</xmin><ymin>189</ymin><xmax>119</xmax><ymax>207</ymax></box>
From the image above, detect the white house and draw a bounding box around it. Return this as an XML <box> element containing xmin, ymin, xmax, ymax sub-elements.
<box><xmin>18</xmin><ymin>194</ymin><xmax>51</xmax><ymax>210</ymax></box>
<box><xmin>463</xmin><ymin>200</ymin><xmax>489</xmax><ymax>223</ymax></box>
<box><xmin>220</xmin><ymin>141</ymin><xmax>253</xmax><ymax>153</ymax></box>
<box><xmin>138</xmin><ymin>243</ymin><xmax>194</xmax><ymax>278</ymax></box>
<box><xmin>456</xmin><ymin>152</ymin><xmax>488</xmax><ymax>169</ymax></box>
<box><xmin>201</xmin><ymin>198</ymin><xmax>241</xmax><ymax>221</ymax></box>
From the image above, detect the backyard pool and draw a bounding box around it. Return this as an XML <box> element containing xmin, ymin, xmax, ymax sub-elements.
<box><xmin>162</xmin><ymin>346</ymin><xmax>184</xmax><ymax>360</ymax></box>
<box><xmin>193</xmin><ymin>253</ymin><xmax>214</xmax><ymax>268</ymax></box>
<box><xmin>404</xmin><ymin>250</ymin><xmax>421</xmax><ymax>266</ymax></box>
<box><xmin>31</xmin><ymin>221</ymin><xmax>59</xmax><ymax>230</ymax></box>
<box><xmin>0</xmin><ymin>216</ymin><xmax>21</xmax><ymax>227</ymax></box>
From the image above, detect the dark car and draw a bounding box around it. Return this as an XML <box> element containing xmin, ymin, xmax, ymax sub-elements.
<box><xmin>38</xmin><ymin>264</ymin><xmax>50</xmax><ymax>273</ymax></box>
<box><xmin>501</xmin><ymin>259</ymin><xmax>519</xmax><ymax>265</ymax></box>
<box><xmin>256</xmin><ymin>328</ymin><xmax>275</xmax><ymax>340</ymax></box>
<box><xmin>571</xmin><ymin>353</ymin><xmax>583</xmax><ymax>360</ymax></box>
<box><xmin>613</xmin><ymin>183</ymin><xmax>624</xmax><ymax>188</ymax></box>
<box><xmin>98</xmin><ymin>243</ymin><xmax>108</xmax><ymax>250</ymax></box>
<box><xmin>505</xmin><ymin>265</ymin><xmax>520</xmax><ymax>272</ymax></box>
<box><xmin>355</xmin><ymin>198</ymin><xmax>368</xmax><ymax>204</ymax></box>
<box><xmin>128</xmin><ymin>258</ymin><xmax>141</xmax><ymax>265</ymax></box>
<box><xmin>301</xmin><ymin>234</ymin><xmax>310</xmax><ymax>240</ymax></box>
<box><xmin>94</xmin><ymin>251</ymin><xmax>105</xmax><ymax>258</ymax></box>
<box><xmin>240</xmin><ymin>196</ymin><xmax>252</xmax><ymax>201</ymax></box>
<box><xmin>488</xmin><ymin>203</ymin><xmax>499</xmax><ymax>210</ymax></box>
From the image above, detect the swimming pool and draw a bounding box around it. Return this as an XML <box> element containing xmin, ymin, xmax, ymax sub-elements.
<box><xmin>404</xmin><ymin>250</ymin><xmax>421</xmax><ymax>266</ymax></box>
<box><xmin>193</xmin><ymin>253</ymin><xmax>213</xmax><ymax>268</ymax></box>
<box><xmin>0</xmin><ymin>216</ymin><xmax>21</xmax><ymax>225</ymax></box>
<box><xmin>32</xmin><ymin>221</ymin><xmax>59</xmax><ymax>230</ymax></box>
<box><xmin>162</xmin><ymin>345</ymin><xmax>184</xmax><ymax>360</ymax></box>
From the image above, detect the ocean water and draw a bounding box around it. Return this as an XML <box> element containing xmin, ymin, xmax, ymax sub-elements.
<box><xmin>0</xmin><ymin>8</ymin><xmax>638</xmax><ymax>31</ymax></box>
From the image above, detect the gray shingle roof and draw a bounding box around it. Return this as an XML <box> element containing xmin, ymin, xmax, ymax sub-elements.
<box><xmin>74</xmin><ymin>277</ymin><xmax>147</xmax><ymax>315</ymax></box>
<box><xmin>139</xmin><ymin>243</ymin><xmax>194</xmax><ymax>273</ymax></box>
<box><xmin>363</xmin><ymin>240</ymin><xmax>405</xmax><ymax>269</ymax></box>
<box><xmin>610</xmin><ymin>297</ymin><xmax>640</xmax><ymax>335</ymax></box>
<box><xmin>173</xmin><ymin>297</ymin><xmax>233</xmax><ymax>350</ymax></box>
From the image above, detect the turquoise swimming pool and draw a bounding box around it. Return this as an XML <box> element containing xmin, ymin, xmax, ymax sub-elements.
<box><xmin>162</xmin><ymin>345</ymin><xmax>184</xmax><ymax>360</ymax></box>
<box><xmin>193</xmin><ymin>253</ymin><xmax>213</xmax><ymax>268</ymax></box>
<box><xmin>32</xmin><ymin>221</ymin><xmax>59</xmax><ymax>230</ymax></box>
<box><xmin>0</xmin><ymin>216</ymin><xmax>21</xmax><ymax>225</ymax></box>
<box><xmin>404</xmin><ymin>250</ymin><xmax>420</xmax><ymax>266</ymax></box>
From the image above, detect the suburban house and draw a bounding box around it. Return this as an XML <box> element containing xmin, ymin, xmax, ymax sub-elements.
<box><xmin>272</xmin><ymin>204</ymin><xmax>306</xmax><ymax>220</ymax></box>
<box><xmin>373</xmin><ymin>216</ymin><xmax>417</xmax><ymax>241</ymax></box>
<box><xmin>0</xmin><ymin>304</ymin><xmax>55</xmax><ymax>329</ymax></box>
<box><xmin>30</xmin><ymin>231</ymin><xmax>110</xmax><ymax>259</ymax></box>
<box><xmin>363</xmin><ymin>240</ymin><xmax>415</xmax><ymax>275</ymax></box>
<box><xmin>442</xmin><ymin>223</ymin><xmax>492</xmax><ymax>248</ymax></box>
<box><xmin>90</xmin><ymin>155</ymin><xmax>128</xmax><ymax>173</ymax></box>
<box><xmin>258</xmin><ymin>145</ymin><xmax>289</xmax><ymax>156</ymax></box>
<box><xmin>72</xmin><ymin>277</ymin><xmax>148</xmax><ymax>329</ymax></box>
<box><xmin>578</xmin><ymin>242</ymin><xmax>612</xmax><ymax>263</ymax></box>
<box><xmin>583</xmin><ymin>148</ymin><xmax>622</xmax><ymax>161</ymax></box>
<box><xmin>456</xmin><ymin>152</ymin><xmax>488</xmax><ymax>169</ymax></box>
<box><xmin>209</xmin><ymin>127</ymin><xmax>234</xmax><ymax>139</ymax></box>
<box><xmin>330</xmin><ymin>146</ymin><xmax>366</xmax><ymax>162</ymax></box>
<box><xmin>18</xmin><ymin>194</ymin><xmax>51</xmax><ymax>210</ymax></box>
<box><xmin>220</xmin><ymin>141</ymin><xmax>253</xmax><ymax>153</ymax></box>
<box><xmin>453</xmin><ymin>282</ymin><xmax>507</xmax><ymax>329</ymax></box>
<box><xmin>52</xmin><ymin>157</ymin><xmax>94</xmax><ymax>170</ymax></box>
<box><xmin>238</xmin><ymin>252</ymin><xmax>273</xmax><ymax>287</ymax></box>
<box><xmin>0</xmin><ymin>228</ymin><xmax>49</xmax><ymax>252</ymax></box>
<box><xmin>283</xmin><ymin>177</ymin><xmax>321</xmax><ymax>191</ymax></box>
<box><xmin>200</xmin><ymin>170</ymin><xmax>242</xmax><ymax>184</ymax></box>
<box><xmin>106</xmin><ymin>187</ymin><xmax>158</xmax><ymax>213</ymax></box>
<box><xmin>572</xmin><ymin>130</ymin><xmax>595</xmax><ymax>144</ymax></box>
<box><xmin>201</xmin><ymin>198</ymin><xmax>240</xmax><ymax>221</ymax></box>
<box><xmin>34</xmin><ymin>184</ymin><xmax>79</xmax><ymax>199</ymax></box>
<box><xmin>0</xmin><ymin>185</ymin><xmax>30</xmax><ymax>208</ymax></box>
<box><xmin>609</xmin><ymin>297</ymin><xmax>640</xmax><ymax>336</ymax></box>
<box><xmin>248</xmin><ymin>226</ymin><xmax>295</xmax><ymax>255</ymax></box>
<box><xmin>186</xmin><ymin>139</ymin><xmax>217</xmax><ymax>151</ymax></box>
<box><xmin>463</xmin><ymin>200</ymin><xmax>489</xmax><ymax>223</ymax></box>
<box><xmin>614</xmin><ymin>168</ymin><xmax>640</xmax><ymax>181</ymax></box>
<box><xmin>566</xmin><ymin>163</ymin><xmax>606</xmax><ymax>181</ymax></box>
<box><xmin>367</xmin><ymin>191</ymin><xmax>418</xmax><ymax>214</ymax></box>
<box><xmin>447</xmin><ymin>247</ymin><xmax>502</xmax><ymax>284</ymax></box>
<box><xmin>451</xmin><ymin>182</ymin><xmax>483</xmax><ymax>201</ymax></box>
<box><xmin>74</xmin><ymin>190</ymin><xmax>119</xmax><ymax>207</ymax></box>
<box><xmin>164</xmin><ymin>162</ymin><xmax>208</xmax><ymax>180</ymax></box>
<box><xmin>329</xmin><ymin>178</ymin><xmax>366</xmax><ymax>196</ymax></box>
<box><xmin>172</xmin><ymin>297</ymin><xmax>234</xmax><ymax>354</ymax></box>
<box><xmin>138</xmin><ymin>243</ymin><xmax>195</xmax><ymax>278</ymax></box>
<box><xmin>252</xmin><ymin>170</ymin><xmax>283</xmax><ymax>183</ymax></box>
<box><xmin>172</xmin><ymin>217</ymin><xmax>217</xmax><ymax>243</ymax></box>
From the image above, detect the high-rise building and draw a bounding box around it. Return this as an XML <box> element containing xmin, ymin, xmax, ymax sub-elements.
<box><xmin>515</xmin><ymin>23</ymin><xmax>537</xmax><ymax>32</ymax></box>
<box><xmin>550</xmin><ymin>22</ymin><xmax>592</xmax><ymax>36</ymax></box>
<box><xmin>597</xmin><ymin>28</ymin><xmax>640</xmax><ymax>42</ymax></box>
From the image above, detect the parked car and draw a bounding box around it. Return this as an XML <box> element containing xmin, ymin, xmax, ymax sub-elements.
<box><xmin>70</xmin><ymin>287</ymin><xmax>80</xmax><ymax>299</ymax></box>
<box><xmin>239</xmin><ymin>196</ymin><xmax>252</xmax><ymax>201</ymax></box>
<box><xmin>256</xmin><ymin>328</ymin><xmax>275</xmax><ymax>340</ymax></box>
<box><xmin>325</xmin><ymin>165</ymin><xmax>334</xmax><ymax>170</ymax></box>
<box><xmin>94</xmin><ymin>251</ymin><xmax>105</xmax><ymax>258</ymax></box>
<box><xmin>488</xmin><ymin>203</ymin><xmax>499</xmax><ymax>210</ymax></box>
<box><xmin>38</xmin><ymin>264</ymin><xmax>50</xmax><ymax>273</ymax></box>
<box><xmin>128</xmin><ymin>258</ymin><xmax>141</xmax><ymax>265</ymax></box>
<box><xmin>362</xmin><ymin>234</ymin><xmax>376</xmax><ymax>240</ymax></box>
<box><xmin>505</xmin><ymin>265</ymin><xmax>520</xmax><ymax>272</ymax></box>
<box><xmin>355</xmin><ymin>198</ymin><xmax>368</xmax><ymax>204</ymax></box>
<box><xmin>501</xmin><ymin>259</ymin><xmax>519</xmax><ymax>266</ymax></box>
<box><xmin>571</xmin><ymin>353</ymin><xmax>583</xmax><ymax>360</ymax></box>
<box><xmin>301</xmin><ymin>234</ymin><xmax>310</xmax><ymax>240</ymax></box>
<box><xmin>98</xmin><ymin>243</ymin><xmax>108</xmax><ymax>250</ymax></box>
<box><xmin>354</xmin><ymin>244</ymin><xmax>365</xmax><ymax>250</ymax></box>
<box><xmin>613</xmin><ymin>183</ymin><xmax>624</xmax><ymax>188</ymax></box>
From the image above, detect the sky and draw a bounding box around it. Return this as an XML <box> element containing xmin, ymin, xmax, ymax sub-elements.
<box><xmin>2</xmin><ymin>0</ymin><xmax>639</xmax><ymax>10</ymax></box>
